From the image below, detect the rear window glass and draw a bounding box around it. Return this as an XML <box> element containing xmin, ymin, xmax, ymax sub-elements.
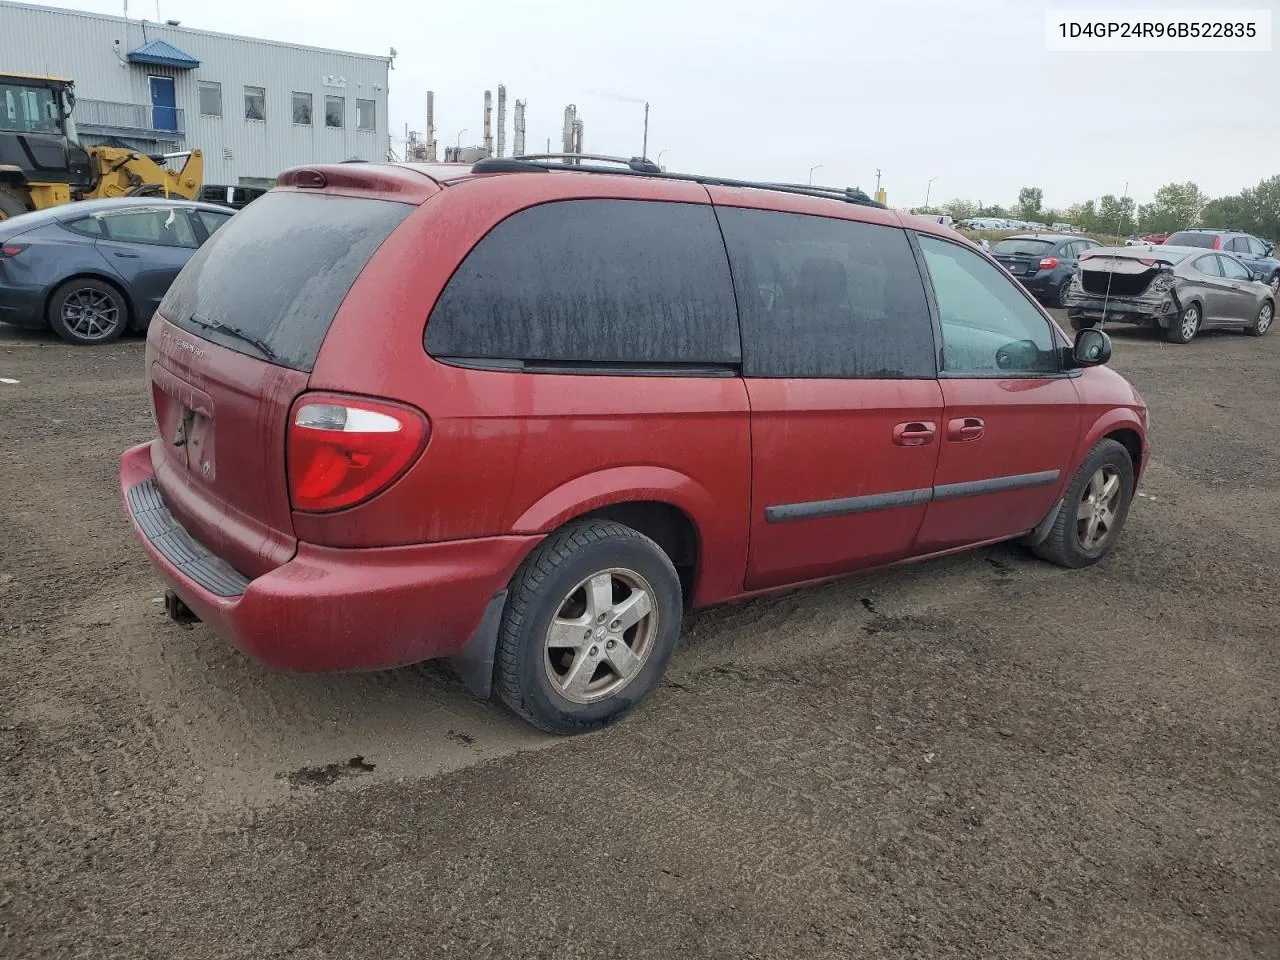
<box><xmin>1164</xmin><ymin>232</ymin><xmax>1216</xmax><ymax>248</ymax></box>
<box><xmin>993</xmin><ymin>238</ymin><xmax>1053</xmax><ymax>256</ymax></box>
<box><xmin>159</xmin><ymin>191</ymin><xmax>411</xmax><ymax>371</ymax></box>
<box><xmin>425</xmin><ymin>199</ymin><xmax>740</xmax><ymax>368</ymax></box>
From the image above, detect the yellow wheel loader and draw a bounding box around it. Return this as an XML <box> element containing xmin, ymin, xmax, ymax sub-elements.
<box><xmin>0</xmin><ymin>73</ymin><xmax>202</xmax><ymax>222</ymax></box>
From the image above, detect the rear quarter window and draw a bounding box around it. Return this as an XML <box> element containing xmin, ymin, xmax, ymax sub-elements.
<box><xmin>424</xmin><ymin>199</ymin><xmax>740</xmax><ymax>369</ymax></box>
<box><xmin>159</xmin><ymin>191</ymin><xmax>412</xmax><ymax>371</ymax></box>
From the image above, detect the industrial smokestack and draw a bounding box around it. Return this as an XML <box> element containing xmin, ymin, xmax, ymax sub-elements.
<box><xmin>483</xmin><ymin>90</ymin><xmax>493</xmax><ymax>156</ymax></box>
<box><xmin>496</xmin><ymin>84</ymin><xmax>507</xmax><ymax>158</ymax></box>
<box><xmin>572</xmin><ymin>117</ymin><xmax>584</xmax><ymax>157</ymax></box>
<box><xmin>513</xmin><ymin>99</ymin><xmax>526</xmax><ymax>156</ymax></box>
<box><xmin>562</xmin><ymin>104</ymin><xmax>576</xmax><ymax>155</ymax></box>
<box><xmin>426</xmin><ymin>90</ymin><xmax>437</xmax><ymax>162</ymax></box>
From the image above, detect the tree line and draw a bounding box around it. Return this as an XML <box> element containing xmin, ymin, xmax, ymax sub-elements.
<box><xmin>922</xmin><ymin>175</ymin><xmax>1280</xmax><ymax>240</ymax></box>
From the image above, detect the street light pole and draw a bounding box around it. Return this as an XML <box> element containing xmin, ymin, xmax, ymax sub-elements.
<box><xmin>808</xmin><ymin>163</ymin><xmax>823</xmax><ymax>185</ymax></box>
<box><xmin>925</xmin><ymin>176</ymin><xmax>938</xmax><ymax>210</ymax></box>
<box><xmin>456</xmin><ymin>128</ymin><xmax>468</xmax><ymax>148</ymax></box>
<box><xmin>642</xmin><ymin>101</ymin><xmax>650</xmax><ymax>159</ymax></box>
<box><xmin>656</xmin><ymin>149</ymin><xmax>668</xmax><ymax>169</ymax></box>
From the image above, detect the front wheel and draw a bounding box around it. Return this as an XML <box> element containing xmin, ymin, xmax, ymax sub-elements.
<box><xmin>47</xmin><ymin>279</ymin><xmax>129</xmax><ymax>345</ymax></box>
<box><xmin>1165</xmin><ymin>302</ymin><xmax>1200</xmax><ymax>344</ymax></box>
<box><xmin>1032</xmin><ymin>439</ymin><xmax>1135</xmax><ymax>569</ymax></box>
<box><xmin>1246</xmin><ymin>300</ymin><xmax>1274</xmax><ymax>337</ymax></box>
<box><xmin>495</xmin><ymin>521</ymin><xmax>683</xmax><ymax>734</ymax></box>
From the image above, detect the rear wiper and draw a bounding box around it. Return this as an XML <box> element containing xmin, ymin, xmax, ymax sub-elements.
<box><xmin>187</xmin><ymin>313</ymin><xmax>279</xmax><ymax>362</ymax></box>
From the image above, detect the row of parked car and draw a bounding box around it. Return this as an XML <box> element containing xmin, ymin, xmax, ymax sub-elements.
<box><xmin>992</xmin><ymin>228</ymin><xmax>1279</xmax><ymax>344</ymax></box>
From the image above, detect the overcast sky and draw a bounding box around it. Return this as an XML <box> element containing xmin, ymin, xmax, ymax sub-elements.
<box><xmin>23</xmin><ymin>0</ymin><xmax>1280</xmax><ymax>210</ymax></box>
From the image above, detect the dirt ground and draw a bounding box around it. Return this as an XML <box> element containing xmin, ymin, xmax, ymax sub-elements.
<box><xmin>1</xmin><ymin>314</ymin><xmax>1277</xmax><ymax>959</ymax></box>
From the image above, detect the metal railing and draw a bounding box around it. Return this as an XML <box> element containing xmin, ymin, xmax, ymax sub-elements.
<box><xmin>75</xmin><ymin>99</ymin><xmax>186</xmax><ymax>137</ymax></box>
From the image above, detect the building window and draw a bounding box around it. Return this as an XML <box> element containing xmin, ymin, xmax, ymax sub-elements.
<box><xmin>244</xmin><ymin>86</ymin><xmax>265</xmax><ymax>122</ymax></box>
<box><xmin>325</xmin><ymin>96</ymin><xmax>344</xmax><ymax>128</ymax></box>
<box><xmin>292</xmin><ymin>92</ymin><xmax>312</xmax><ymax>125</ymax></box>
<box><xmin>198</xmin><ymin>81</ymin><xmax>221</xmax><ymax>118</ymax></box>
<box><xmin>356</xmin><ymin>99</ymin><xmax>375</xmax><ymax>131</ymax></box>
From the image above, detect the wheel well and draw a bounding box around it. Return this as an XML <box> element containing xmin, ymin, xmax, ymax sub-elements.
<box><xmin>43</xmin><ymin>273</ymin><xmax>135</xmax><ymax>328</ymax></box>
<box><xmin>576</xmin><ymin>501</ymin><xmax>700</xmax><ymax>602</ymax></box>
<box><xmin>1105</xmin><ymin>428</ymin><xmax>1143</xmax><ymax>474</ymax></box>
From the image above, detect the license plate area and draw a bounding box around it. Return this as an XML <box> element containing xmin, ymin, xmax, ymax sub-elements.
<box><xmin>151</xmin><ymin>363</ymin><xmax>216</xmax><ymax>483</ymax></box>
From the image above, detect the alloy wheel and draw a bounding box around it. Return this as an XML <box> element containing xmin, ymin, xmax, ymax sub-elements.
<box><xmin>543</xmin><ymin>567</ymin><xmax>658</xmax><ymax>704</ymax></box>
<box><xmin>1258</xmin><ymin>303</ymin><xmax>1274</xmax><ymax>334</ymax></box>
<box><xmin>61</xmin><ymin>288</ymin><xmax>122</xmax><ymax>341</ymax></box>
<box><xmin>1269</xmin><ymin>275</ymin><xmax>1279</xmax><ymax>297</ymax></box>
<box><xmin>1077</xmin><ymin>465</ymin><xmax>1123</xmax><ymax>551</ymax></box>
<box><xmin>1180</xmin><ymin>306</ymin><xmax>1200</xmax><ymax>341</ymax></box>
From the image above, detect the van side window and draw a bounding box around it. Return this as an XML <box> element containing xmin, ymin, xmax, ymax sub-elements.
<box><xmin>425</xmin><ymin>199</ymin><xmax>740</xmax><ymax>368</ymax></box>
<box><xmin>918</xmin><ymin>235</ymin><xmax>1058</xmax><ymax>375</ymax></box>
<box><xmin>715</xmin><ymin>207</ymin><xmax>936</xmax><ymax>379</ymax></box>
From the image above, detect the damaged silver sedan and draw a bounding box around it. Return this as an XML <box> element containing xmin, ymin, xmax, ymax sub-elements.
<box><xmin>1065</xmin><ymin>246</ymin><xmax>1276</xmax><ymax>344</ymax></box>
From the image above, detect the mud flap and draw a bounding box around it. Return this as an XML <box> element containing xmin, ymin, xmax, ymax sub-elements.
<box><xmin>1022</xmin><ymin>499</ymin><xmax>1063</xmax><ymax>547</ymax></box>
<box><xmin>450</xmin><ymin>590</ymin><xmax>508</xmax><ymax>700</ymax></box>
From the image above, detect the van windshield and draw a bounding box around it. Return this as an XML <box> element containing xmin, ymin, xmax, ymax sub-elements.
<box><xmin>159</xmin><ymin>191</ymin><xmax>412</xmax><ymax>370</ymax></box>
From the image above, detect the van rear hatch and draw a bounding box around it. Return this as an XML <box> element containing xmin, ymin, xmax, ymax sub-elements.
<box><xmin>145</xmin><ymin>185</ymin><xmax>416</xmax><ymax>578</ymax></box>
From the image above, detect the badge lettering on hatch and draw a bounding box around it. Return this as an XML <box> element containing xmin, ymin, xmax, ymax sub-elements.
<box><xmin>161</xmin><ymin>330</ymin><xmax>205</xmax><ymax>360</ymax></box>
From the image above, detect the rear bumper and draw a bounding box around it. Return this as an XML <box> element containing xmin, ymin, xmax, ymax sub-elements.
<box><xmin>120</xmin><ymin>442</ymin><xmax>539</xmax><ymax>672</ymax></box>
<box><xmin>0</xmin><ymin>282</ymin><xmax>46</xmax><ymax>328</ymax></box>
<box><xmin>1065</xmin><ymin>289</ymin><xmax>1178</xmax><ymax>326</ymax></box>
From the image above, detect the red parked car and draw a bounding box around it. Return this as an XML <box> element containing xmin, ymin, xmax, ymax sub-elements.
<box><xmin>120</xmin><ymin>157</ymin><xmax>1149</xmax><ymax>733</ymax></box>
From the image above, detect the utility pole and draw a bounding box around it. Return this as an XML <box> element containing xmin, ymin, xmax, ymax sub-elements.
<box><xmin>875</xmin><ymin>168</ymin><xmax>882</xmax><ymax>192</ymax></box>
<box><xmin>925</xmin><ymin>176</ymin><xmax>938</xmax><ymax>211</ymax></box>
<box><xmin>642</xmin><ymin>101</ymin><xmax>649</xmax><ymax>159</ymax></box>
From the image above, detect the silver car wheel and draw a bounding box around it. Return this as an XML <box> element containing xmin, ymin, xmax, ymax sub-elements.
<box><xmin>1180</xmin><ymin>305</ymin><xmax>1200</xmax><ymax>341</ymax></box>
<box><xmin>1077</xmin><ymin>465</ymin><xmax>1123</xmax><ymax>551</ymax></box>
<box><xmin>1258</xmin><ymin>303</ymin><xmax>1274</xmax><ymax>335</ymax></box>
<box><xmin>1269</xmin><ymin>275</ymin><xmax>1279</xmax><ymax>297</ymax></box>
<box><xmin>61</xmin><ymin>289</ymin><xmax>122</xmax><ymax>341</ymax></box>
<box><xmin>543</xmin><ymin>567</ymin><xmax>658</xmax><ymax>704</ymax></box>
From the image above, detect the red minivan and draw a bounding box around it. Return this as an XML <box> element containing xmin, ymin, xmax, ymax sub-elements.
<box><xmin>121</xmin><ymin>158</ymin><xmax>1148</xmax><ymax>733</ymax></box>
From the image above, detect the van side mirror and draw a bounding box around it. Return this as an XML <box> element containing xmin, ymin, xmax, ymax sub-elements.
<box><xmin>1072</xmin><ymin>328</ymin><xmax>1112</xmax><ymax>367</ymax></box>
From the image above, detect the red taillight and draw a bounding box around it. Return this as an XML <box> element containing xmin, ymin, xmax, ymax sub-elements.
<box><xmin>0</xmin><ymin>244</ymin><xmax>27</xmax><ymax>258</ymax></box>
<box><xmin>287</xmin><ymin>394</ymin><xmax>429</xmax><ymax>513</ymax></box>
<box><xmin>1213</xmin><ymin>236</ymin><xmax>1222</xmax><ymax>250</ymax></box>
<box><xmin>1039</xmin><ymin>257</ymin><xmax>1059</xmax><ymax>270</ymax></box>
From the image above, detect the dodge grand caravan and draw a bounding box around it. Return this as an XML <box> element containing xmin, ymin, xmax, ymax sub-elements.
<box><xmin>120</xmin><ymin>157</ymin><xmax>1149</xmax><ymax>734</ymax></box>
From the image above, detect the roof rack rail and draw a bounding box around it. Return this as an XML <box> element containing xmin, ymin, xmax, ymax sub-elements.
<box><xmin>467</xmin><ymin>156</ymin><xmax>883</xmax><ymax>209</ymax></box>
<box><xmin>474</xmin><ymin>153</ymin><xmax>661</xmax><ymax>174</ymax></box>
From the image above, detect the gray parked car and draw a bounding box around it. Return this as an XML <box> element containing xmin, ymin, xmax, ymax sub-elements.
<box><xmin>1064</xmin><ymin>245</ymin><xmax>1275</xmax><ymax>344</ymax></box>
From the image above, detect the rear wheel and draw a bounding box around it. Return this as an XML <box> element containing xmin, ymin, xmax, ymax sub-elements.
<box><xmin>495</xmin><ymin>520</ymin><xmax>683</xmax><ymax>734</ymax></box>
<box><xmin>0</xmin><ymin>183</ymin><xmax>30</xmax><ymax>221</ymax></box>
<box><xmin>1054</xmin><ymin>276</ymin><xmax>1073</xmax><ymax>308</ymax></box>
<box><xmin>1268</xmin><ymin>274</ymin><xmax>1279</xmax><ymax>298</ymax></box>
<box><xmin>1165</xmin><ymin>302</ymin><xmax>1200</xmax><ymax>344</ymax></box>
<box><xmin>46</xmin><ymin>279</ymin><xmax>129</xmax><ymax>345</ymax></box>
<box><xmin>1246</xmin><ymin>300</ymin><xmax>1274</xmax><ymax>337</ymax></box>
<box><xmin>1032</xmin><ymin>439</ymin><xmax>1134</xmax><ymax>569</ymax></box>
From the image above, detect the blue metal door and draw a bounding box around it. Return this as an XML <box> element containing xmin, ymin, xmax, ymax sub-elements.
<box><xmin>149</xmin><ymin>76</ymin><xmax>177</xmax><ymax>132</ymax></box>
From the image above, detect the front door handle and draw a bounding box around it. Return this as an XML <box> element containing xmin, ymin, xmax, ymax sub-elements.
<box><xmin>893</xmin><ymin>421</ymin><xmax>937</xmax><ymax>446</ymax></box>
<box><xmin>112</xmin><ymin>251</ymin><xmax>140</xmax><ymax>259</ymax></box>
<box><xmin>947</xmin><ymin>417</ymin><xmax>985</xmax><ymax>442</ymax></box>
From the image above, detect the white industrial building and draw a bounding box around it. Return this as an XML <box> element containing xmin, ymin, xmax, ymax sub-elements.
<box><xmin>0</xmin><ymin>0</ymin><xmax>392</xmax><ymax>186</ymax></box>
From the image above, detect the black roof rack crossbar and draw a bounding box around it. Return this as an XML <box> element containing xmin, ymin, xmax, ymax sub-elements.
<box><xmin>468</xmin><ymin>157</ymin><xmax>884</xmax><ymax>208</ymax></box>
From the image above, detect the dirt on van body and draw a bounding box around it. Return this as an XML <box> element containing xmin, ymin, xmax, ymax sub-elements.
<box><xmin>2</xmin><ymin>316</ymin><xmax>1278</xmax><ymax>959</ymax></box>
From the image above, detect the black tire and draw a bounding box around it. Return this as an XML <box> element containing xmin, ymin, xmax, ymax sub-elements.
<box><xmin>1268</xmin><ymin>273</ymin><xmax>1279</xmax><ymax>299</ymax></box>
<box><xmin>1054</xmin><ymin>277</ymin><xmax>1073</xmax><ymax>309</ymax></box>
<box><xmin>1247</xmin><ymin>300</ymin><xmax>1275</xmax><ymax>337</ymax></box>
<box><xmin>495</xmin><ymin>520</ymin><xmax>683</xmax><ymax>734</ymax></box>
<box><xmin>0</xmin><ymin>183</ymin><xmax>30</xmax><ymax>221</ymax></box>
<box><xmin>1069</xmin><ymin>315</ymin><xmax>1096</xmax><ymax>331</ymax></box>
<box><xmin>1032</xmin><ymin>439</ymin><xmax>1135</xmax><ymax>569</ymax></box>
<box><xmin>1165</xmin><ymin>301</ymin><xmax>1200</xmax><ymax>344</ymax></box>
<box><xmin>46</xmin><ymin>278</ymin><xmax>130</xmax><ymax>345</ymax></box>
